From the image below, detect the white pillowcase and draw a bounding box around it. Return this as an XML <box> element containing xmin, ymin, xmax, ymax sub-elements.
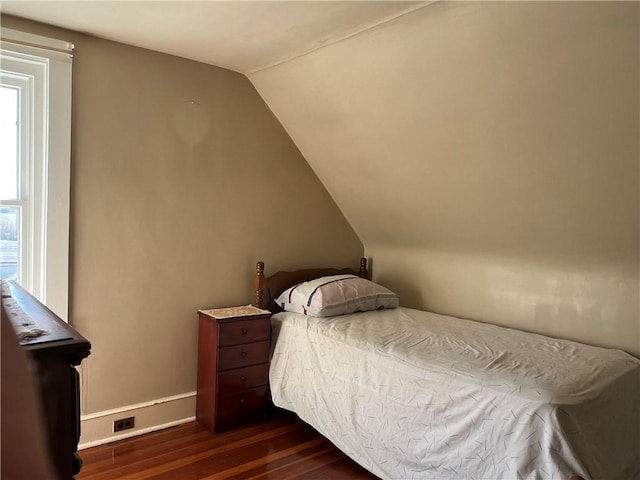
<box><xmin>275</xmin><ymin>274</ymin><xmax>399</xmax><ymax>317</ymax></box>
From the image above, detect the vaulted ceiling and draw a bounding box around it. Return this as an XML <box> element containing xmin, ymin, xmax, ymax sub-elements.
<box><xmin>2</xmin><ymin>1</ymin><xmax>638</xmax><ymax>268</ymax></box>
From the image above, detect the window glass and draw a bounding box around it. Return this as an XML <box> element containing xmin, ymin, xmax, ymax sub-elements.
<box><xmin>0</xmin><ymin>206</ymin><xmax>20</xmax><ymax>280</ymax></box>
<box><xmin>0</xmin><ymin>85</ymin><xmax>18</xmax><ymax>201</ymax></box>
<box><xmin>0</xmin><ymin>84</ymin><xmax>21</xmax><ymax>281</ymax></box>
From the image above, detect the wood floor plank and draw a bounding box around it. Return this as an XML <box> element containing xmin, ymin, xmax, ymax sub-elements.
<box><xmin>234</xmin><ymin>445</ymin><xmax>337</xmax><ymax>480</ymax></box>
<box><xmin>80</xmin><ymin>423</ymin><xmax>207</xmax><ymax>465</ymax></box>
<box><xmin>79</xmin><ymin>426</ymin><xmax>213</xmax><ymax>475</ymax></box>
<box><xmin>298</xmin><ymin>457</ymin><xmax>377</xmax><ymax>480</ymax></box>
<box><xmin>77</xmin><ymin>416</ymin><xmax>379</xmax><ymax>480</ymax></box>
<box><xmin>79</xmin><ymin>420</ymin><xmax>304</xmax><ymax>480</ymax></box>
<box><xmin>242</xmin><ymin>448</ymin><xmax>359</xmax><ymax>480</ymax></box>
<box><xmin>143</xmin><ymin>431</ymin><xmax>325</xmax><ymax>479</ymax></box>
<box><xmin>198</xmin><ymin>438</ymin><xmax>327</xmax><ymax>479</ymax></box>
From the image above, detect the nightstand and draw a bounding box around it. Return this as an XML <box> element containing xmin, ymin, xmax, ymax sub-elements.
<box><xmin>196</xmin><ymin>305</ymin><xmax>271</xmax><ymax>434</ymax></box>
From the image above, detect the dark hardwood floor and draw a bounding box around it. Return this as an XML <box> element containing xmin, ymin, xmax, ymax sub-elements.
<box><xmin>77</xmin><ymin>415</ymin><xmax>379</xmax><ymax>479</ymax></box>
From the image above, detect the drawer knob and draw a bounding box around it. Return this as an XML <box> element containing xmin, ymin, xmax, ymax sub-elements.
<box><xmin>241</xmin><ymin>328</ymin><xmax>248</xmax><ymax>334</ymax></box>
<box><xmin>241</xmin><ymin>352</ymin><xmax>247</xmax><ymax>358</ymax></box>
<box><xmin>240</xmin><ymin>376</ymin><xmax>247</xmax><ymax>382</ymax></box>
<box><xmin>240</xmin><ymin>398</ymin><xmax>246</xmax><ymax>404</ymax></box>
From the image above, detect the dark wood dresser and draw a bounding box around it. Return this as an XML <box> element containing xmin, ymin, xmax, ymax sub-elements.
<box><xmin>2</xmin><ymin>281</ymin><xmax>91</xmax><ymax>479</ymax></box>
<box><xmin>196</xmin><ymin>306</ymin><xmax>271</xmax><ymax>434</ymax></box>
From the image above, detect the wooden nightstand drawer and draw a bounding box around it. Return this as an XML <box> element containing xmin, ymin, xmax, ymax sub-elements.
<box><xmin>218</xmin><ymin>317</ymin><xmax>270</xmax><ymax>347</ymax></box>
<box><xmin>217</xmin><ymin>340</ymin><xmax>270</xmax><ymax>371</ymax></box>
<box><xmin>217</xmin><ymin>386</ymin><xmax>268</xmax><ymax>418</ymax></box>
<box><xmin>217</xmin><ymin>363</ymin><xmax>269</xmax><ymax>395</ymax></box>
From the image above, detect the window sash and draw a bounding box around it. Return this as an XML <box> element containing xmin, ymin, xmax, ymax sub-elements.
<box><xmin>0</xmin><ymin>30</ymin><xmax>72</xmax><ymax>321</ymax></box>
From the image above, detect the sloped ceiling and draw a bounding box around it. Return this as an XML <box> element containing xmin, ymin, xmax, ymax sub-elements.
<box><xmin>250</xmin><ymin>1</ymin><xmax>638</xmax><ymax>266</ymax></box>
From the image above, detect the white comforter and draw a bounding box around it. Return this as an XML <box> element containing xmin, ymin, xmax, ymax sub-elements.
<box><xmin>269</xmin><ymin>307</ymin><xmax>640</xmax><ymax>480</ymax></box>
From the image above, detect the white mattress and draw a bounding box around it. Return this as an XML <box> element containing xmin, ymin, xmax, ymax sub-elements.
<box><xmin>269</xmin><ymin>307</ymin><xmax>640</xmax><ymax>480</ymax></box>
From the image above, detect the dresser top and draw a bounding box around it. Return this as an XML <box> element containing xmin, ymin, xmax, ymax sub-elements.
<box><xmin>2</xmin><ymin>280</ymin><xmax>91</xmax><ymax>361</ymax></box>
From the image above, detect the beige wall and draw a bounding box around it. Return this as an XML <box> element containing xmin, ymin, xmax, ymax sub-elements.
<box><xmin>250</xmin><ymin>2</ymin><xmax>639</xmax><ymax>356</ymax></box>
<box><xmin>1</xmin><ymin>15</ymin><xmax>362</xmax><ymax>413</ymax></box>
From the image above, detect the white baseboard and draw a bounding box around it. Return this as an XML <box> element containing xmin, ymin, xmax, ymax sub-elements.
<box><xmin>79</xmin><ymin>391</ymin><xmax>197</xmax><ymax>449</ymax></box>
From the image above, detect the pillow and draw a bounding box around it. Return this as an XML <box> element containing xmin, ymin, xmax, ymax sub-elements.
<box><xmin>276</xmin><ymin>274</ymin><xmax>399</xmax><ymax>317</ymax></box>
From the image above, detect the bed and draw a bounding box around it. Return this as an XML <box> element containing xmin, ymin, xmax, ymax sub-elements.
<box><xmin>254</xmin><ymin>258</ymin><xmax>640</xmax><ymax>480</ymax></box>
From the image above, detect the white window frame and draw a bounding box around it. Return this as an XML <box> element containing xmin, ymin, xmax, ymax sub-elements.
<box><xmin>0</xmin><ymin>28</ymin><xmax>72</xmax><ymax>321</ymax></box>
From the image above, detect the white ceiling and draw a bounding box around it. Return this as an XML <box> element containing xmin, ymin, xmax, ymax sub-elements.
<box><xmin>1</xmin><ymin>1</ymin><xmax>428</xmax><ymax>74</ymax></box>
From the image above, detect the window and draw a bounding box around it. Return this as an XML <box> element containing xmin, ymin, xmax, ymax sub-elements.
<box><xmin>0</xmin><ymin>28</ymin><xmax>72</xmax><ymax>320</ymax></box>
<box><xmin>0</xmin><ymin>85</ymin><xmax>20</xmax><ymax>281</ymax></box>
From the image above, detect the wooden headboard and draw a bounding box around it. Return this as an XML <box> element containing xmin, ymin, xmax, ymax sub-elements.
<box><xmin>254</xmin><ymin>258</ymin><xmax>369</xmax><ymax>312</ymax></box>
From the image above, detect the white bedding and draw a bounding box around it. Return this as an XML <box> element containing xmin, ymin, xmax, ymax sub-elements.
<box><xmin>269</xmin><ymin>307</ymin><xmax>640</xmax><ymax>480</ymax></box>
